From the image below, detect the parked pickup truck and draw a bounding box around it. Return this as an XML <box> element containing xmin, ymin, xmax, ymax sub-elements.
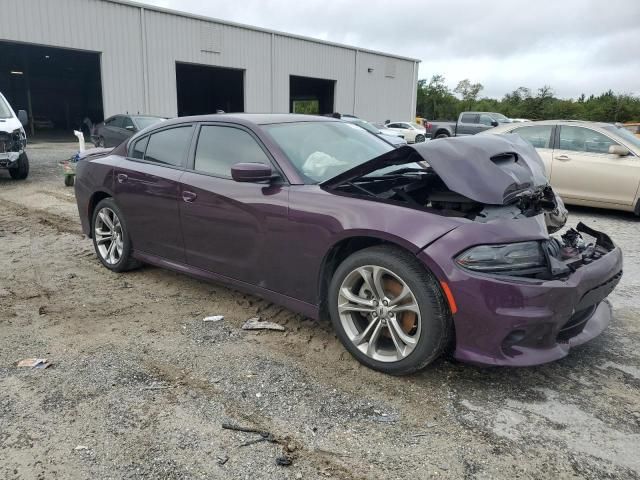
<box><xmin>428</xmin><ymin>111</ymin><xmax>512</xmax><ymax>139</ymax></box>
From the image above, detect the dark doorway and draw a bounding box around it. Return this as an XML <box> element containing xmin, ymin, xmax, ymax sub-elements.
<box><xmin>289</xmin><ymin>75</ymin><xmax>335</xmax><ymax>115</ymax></box>
<box><xmin>176</xmin><ymin>62</ymin><xmax>244</xmax><ymax>116</ymax></box>
<box><xmin>0</xmin><ymin>41</ymin><xmax>103</xmax><ymax>138</ymax></box>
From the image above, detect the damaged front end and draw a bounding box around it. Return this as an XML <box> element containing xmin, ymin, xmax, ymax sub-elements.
<box><xmin>0</xmin><ymin>128</ymin><xmax>27</xmax><ymax>168</ymax></box>
<box><xmin>322</xmin><ymin>134</ymin><xmax>568</xmax><ymax>232</ymax></box>
<box><xmin>322</xmin><ymin>134</ymin><xmax>622</xmax><ymax>281</ymax></box>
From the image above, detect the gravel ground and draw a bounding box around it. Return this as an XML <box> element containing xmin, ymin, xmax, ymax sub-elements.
<box><xmin>0</xmin><ymin>141</ymin><xmax>639</xmax><ymax>480</ymax></box>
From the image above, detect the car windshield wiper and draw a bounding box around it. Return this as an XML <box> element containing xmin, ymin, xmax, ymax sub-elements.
<box><xmin>358</xmin><ymin>168</ymin><xmax>430</xmax><ymax>181</ymax></box>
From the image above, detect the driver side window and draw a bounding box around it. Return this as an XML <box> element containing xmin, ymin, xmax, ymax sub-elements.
<box><xmin>559</xmin><ymin>126</ymin><xmax>619</xmax><ymax>154</ymax></box>
<box><xmin>479</xmin><ymin>114</ymin><xmax>494</xmax><ymax>126</ymax></box>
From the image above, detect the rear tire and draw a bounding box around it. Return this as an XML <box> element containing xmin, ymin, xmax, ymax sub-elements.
<box><xmin>435</xmin><ymin>132</ymin><xmax>450</xmax><ymax>139</ymax></box>
<box><xmin>91</xmin><ymin>197</ymin><xmax>141</xmax><ymax>273</ymax></box>
<box><xmin>328</xmin><ymin>245</ymin><xmax>452</xmax><ymax>375</ymax></box>
<box><xmin>64</xmin><ymin>175</ymin><xmax>75</xmax><ymax>187</ymax></box>
<box><xmin>8</xmin><ymin>153</ymin><xmax>29</xmax><ymax>180</ymax></box>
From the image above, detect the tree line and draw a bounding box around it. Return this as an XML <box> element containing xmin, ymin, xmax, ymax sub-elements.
<box><xmin>416</xmin><ymin>75</ymin><xmax>640</xmax><ymax>123</ymax></box>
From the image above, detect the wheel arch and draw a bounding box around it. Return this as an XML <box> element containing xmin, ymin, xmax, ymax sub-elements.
<box><xmin>316</xmin><ymin>235</ymin><xmax>420</xmax><ymax>319</ymax></box>
<box><xmin>434</xmin><ymin>128</ymin><xmax>450</xmax><ymax>138</ymax></box>
<box><xmin>87</xmin><ymin>191</ymin><xmax>112</xmax><ymax>238</ymax></box>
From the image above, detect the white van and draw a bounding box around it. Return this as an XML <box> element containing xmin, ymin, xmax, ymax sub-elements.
<box><xmin>0</xmin><ymin>92</ymin><xmax>29</xmax><ymax>179</ymax></box>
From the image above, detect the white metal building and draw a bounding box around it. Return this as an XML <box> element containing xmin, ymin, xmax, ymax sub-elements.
<box><xmin>0</xmin><ymin>0</ymin><xmax>419</xmax><ymax>134</ymax></box>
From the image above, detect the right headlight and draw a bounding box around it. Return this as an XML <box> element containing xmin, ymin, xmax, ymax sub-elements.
<box><xmin>456</xmin><ymin>241</ymin><xmax>546</xmax><ymax>272</ymax></box>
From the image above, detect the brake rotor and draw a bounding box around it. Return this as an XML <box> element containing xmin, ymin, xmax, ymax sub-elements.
<box><xmin>382</xmin><ymin>276</ymin><xmax>417</xmax><ymax>336</ymax></box>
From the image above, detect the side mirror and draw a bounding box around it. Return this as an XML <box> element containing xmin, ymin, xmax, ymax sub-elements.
<box><xmin>17</xmin><ymin>110</ymin><xmax>28</xmax><ymax>127</ymax></box>
<box><xmin>609</xmin><ymin>145</ymin><xmax>630</xmax><ymax>156</ymax></box>
<box><xmin>231</xmin><ymin>162</ymin><xmax>274</xmax><ymax>182</ymax></box>
<box><xmin>491</xmin><ymin>120</ymin><xmax>499</xmax><ymax>127</ymax></box>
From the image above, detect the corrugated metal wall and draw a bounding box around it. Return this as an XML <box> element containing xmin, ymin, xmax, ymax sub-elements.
<box><xmin>0</xmin><ymin>0</ymin><xmax>418</xmax><ymax>122</ymax></box>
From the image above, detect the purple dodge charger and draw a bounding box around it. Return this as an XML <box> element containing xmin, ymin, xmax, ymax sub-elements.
<box><xmin>74</xmin><ymin>114</ymin><xmax>622</xmax><ymax>375</ymax></box>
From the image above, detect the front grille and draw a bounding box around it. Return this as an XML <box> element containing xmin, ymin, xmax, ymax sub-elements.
<box><xmin>557</xmin><ymin>304</ymin><xmax>597</xmax><ymax>343</ymax></box>
<box><xmin>0</xmin><ymin>132</ymin><xmax>10</xmax><ymax>154</ymax></box>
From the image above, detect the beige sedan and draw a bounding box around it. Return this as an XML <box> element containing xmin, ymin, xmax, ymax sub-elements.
<box><xmin>486</xmin><ymin>120</ymin><xmax>640</xmax><ymax>215</ymax></box>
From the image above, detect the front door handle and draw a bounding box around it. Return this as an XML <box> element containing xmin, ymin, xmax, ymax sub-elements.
<box><xmin>182</xmin><ymin>191</ymin><xmax>197</xmax><ymax>203</ymax></box>
<box><xmin>555</xmin><ymin>155</ymin><xmax>571</xmax><ymax>161</ymax></box>
<box><xmin>116</xmin><ymin>173</ymin><xmax>128</xmax><ymax>183</ymax></box>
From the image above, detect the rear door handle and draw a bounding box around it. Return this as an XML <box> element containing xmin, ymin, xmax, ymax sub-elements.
<box><xmin>182</xmin><ymin>191</ymin><xmax>197</xmax><ymax>203</ymax></box>
<box><xmin>116</xmin><ymin>173</ymin><xmax>128</xmax><ymax>183</ymax></box>
<box><xmin>555</xmin><ymin>155</ymin><xmax>571</xmax><ymax>161</ymax></box>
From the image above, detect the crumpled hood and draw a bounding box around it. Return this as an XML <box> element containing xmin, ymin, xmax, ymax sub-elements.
<box><xmin>0</xmin><ymin>116</ymin><xmax>23</xmax><ymax>134</ymax></box>
<box><xmin>323</xmin><ymin>134</ymin><xmax>549</xmax><ymax>205</ymax></box>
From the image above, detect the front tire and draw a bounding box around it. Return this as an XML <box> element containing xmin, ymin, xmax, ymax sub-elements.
<box><xmin>8</xmin><ymin>153</ymin><xmax>29</xmax><ymax>180</ymax></box>
<box><xmin>328</xmin><ymin>245</ymin><xmax>452</xmax><ymax>375</ymax></box>
<box><xmin>91</xmin><ymin>198</ymin><xmax>140</xmax><ymax>272</ymax></box>
<box><xmin>415</xmin><ymin>134</ymin><xmax>426</xmax><ymax>143</ymax></box>
<box><xmin>64</xmin><ymin>175</ymin><xmax>75</xmax><ymax>187</ymax></box>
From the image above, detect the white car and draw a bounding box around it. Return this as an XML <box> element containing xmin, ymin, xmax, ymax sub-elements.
<box><xmin>384</xmin><ymin>121</ymin><xmax>427</xmax><ymax>143</ymax></box>
<box><xmin>0</xmin><ymin>92</ymin><xmax>29</xmax><ymax>179</ymax></box>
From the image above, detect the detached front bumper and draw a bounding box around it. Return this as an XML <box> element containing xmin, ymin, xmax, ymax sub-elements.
<box><xmin>419</xmin><ymin>221</ymin><xmax>623</xmax><ymax>367</ymax></box>
<box><xmin>0</xmin><ymin>151</ymin><xmax>21</xmax><ymax>168</ymax></box>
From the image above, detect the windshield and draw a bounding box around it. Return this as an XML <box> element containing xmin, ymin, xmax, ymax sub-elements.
<box><xmin>0</xmin><ymin>95</ymin><xmax>13</xmax><ymax>119</ymax></box>
<box><xmin>134</xmin><ymin>116</ymin><xmax>165</xmax><ymax>130</ymax></box>
<box><xmin>264</xmin><ymin>121</ymin><xmax>394</xmax><ymax>183</ymax></box>
<box><xmin>603</xmin><ymin>125</ymin><xmax>640</xmax><ymax>150</ymax></box>
<box><xmin>491</xmin><ymin>113</ymin><xmax>511</xmax><ymax>123</ymax></box>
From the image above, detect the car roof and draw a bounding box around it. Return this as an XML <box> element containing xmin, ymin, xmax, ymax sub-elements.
<box><xmin>158</xmin><ymin>113</ymin><xmax>338</xmax><ymax>128</ymax></box>
<box><xmin>492</xmin><ymin>119</ymin><xmax>616</xmax><ymax>129</ymax></box>
<box><xmin>130</xmin><ymin>114</ymin><xmax>167</xmax><ymax>119</ymax></box>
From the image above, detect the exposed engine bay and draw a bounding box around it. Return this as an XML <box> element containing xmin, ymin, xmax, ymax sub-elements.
<box><xmin>331</xmin><ymin>166</ymin><xmax>568</xmax><ymax>232</ymax></box>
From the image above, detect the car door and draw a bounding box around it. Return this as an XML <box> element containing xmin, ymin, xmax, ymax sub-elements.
<box><xmin>121</xmin><ymin>116</ymin><xmax>138</xmax><ymax>141</ymax></box>
<box><xmin>477</xmin><ymin>114</ymin><xmax>497</xmax><ymax>133</ymax></box>
<box><xmin>398</xmin><ymin>123</ymin><xmax>416</xmax><ymax>142</ymax></box>
<box><xmin>179</xmin><ymin>123</ymin><xmax>290</xmax><ymax>287</ymax></box>
<box><xmin>550</xmin><ymin>125</ymin><xmax>639</xmax><ymax>206</ymax></box>
<box><xmin>457</xmin><ymin>113</ymin><xmax>479</xmax><ymax>136</ymax></box>
<box><xmin>385</xmin><ymin>123</ymin><xmax>406</xmax><ymax>138</ymax></box>
<box><xmin>113</xmin><ymin>125</ymin><xmax>194</xmax><ymax>262</ymax></box>
<box><xmin>510</xmin><ymin>124</ymin><xmax>555</xmax><ymax>178</ymax></box>
<box><xmin>102</xmin><ymin>115</ymin><xmax>124</xmax><ymax>147</ymax></box>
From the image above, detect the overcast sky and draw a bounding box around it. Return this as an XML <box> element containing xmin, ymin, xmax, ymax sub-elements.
<box><xmin>140</xmin><ymin>0</ymin><xmax>639</xmax><ymax>99</ymax></box>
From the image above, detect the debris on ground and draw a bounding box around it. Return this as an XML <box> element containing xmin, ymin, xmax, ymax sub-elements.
<box><xmin>241</xmin><ymin>317</ymin><xmax>285</xmax><ymax>332</ymax></box>
<box><xmin>140</xmin><ymin>382</ymin><xmax>170</xmax><ymax>391</ymax></box>
<box><xmin>217</xmin><ymin>455</ymin><xmax>229</xmax><ymax>466</ymax></box>
<box><xmin>17</xmin><ymin>358</ymin><xmax>51</xmax><ymax>369</ymax></box>
<box><xmin>203</xmin><ymin>315</ymin><xmax>224</xmax><ymax>322</ymax></box>
<box><xmin>222</xmin><ymin>422</ymin><xmax>276</xmax><ymax>447</ymax></box>
<box><xmin>38</xmin><ymin>306</ymin><xmax>47</xmax><ymax>315</ymax></box>
<box><xmin>275</xmin><ymin>455</ymin><xmax>292</xmax><ymax>466</ymax></box>
<box><xmin>74</xmin><ymin>445</ymin><xmax>89</xmax><ymax>451</ymax></box>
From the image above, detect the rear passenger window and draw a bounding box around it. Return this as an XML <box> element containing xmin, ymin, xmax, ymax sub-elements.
<box><xmin>194</xmin><ymin>126</ymin><xmax>270</xmax><ymax>177</ymax></box>
<box><xmin>512</xmin><ymin>125</ymin><xmax>553</xmax><ymax>148</ymax></box>
<box><xmin>144</xmin><ymin>126</ymin><xmax>193</xmax><ymax>167</ymax></box>
<box><xmin>130</xmin><ymin>136</ymin><xmax>148</xmax><ymax>159</ymax></box>
<box><xmin>460</xmin><ymin>114</ymin><xmax>477</xmax><ymax>124</ymax></box>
